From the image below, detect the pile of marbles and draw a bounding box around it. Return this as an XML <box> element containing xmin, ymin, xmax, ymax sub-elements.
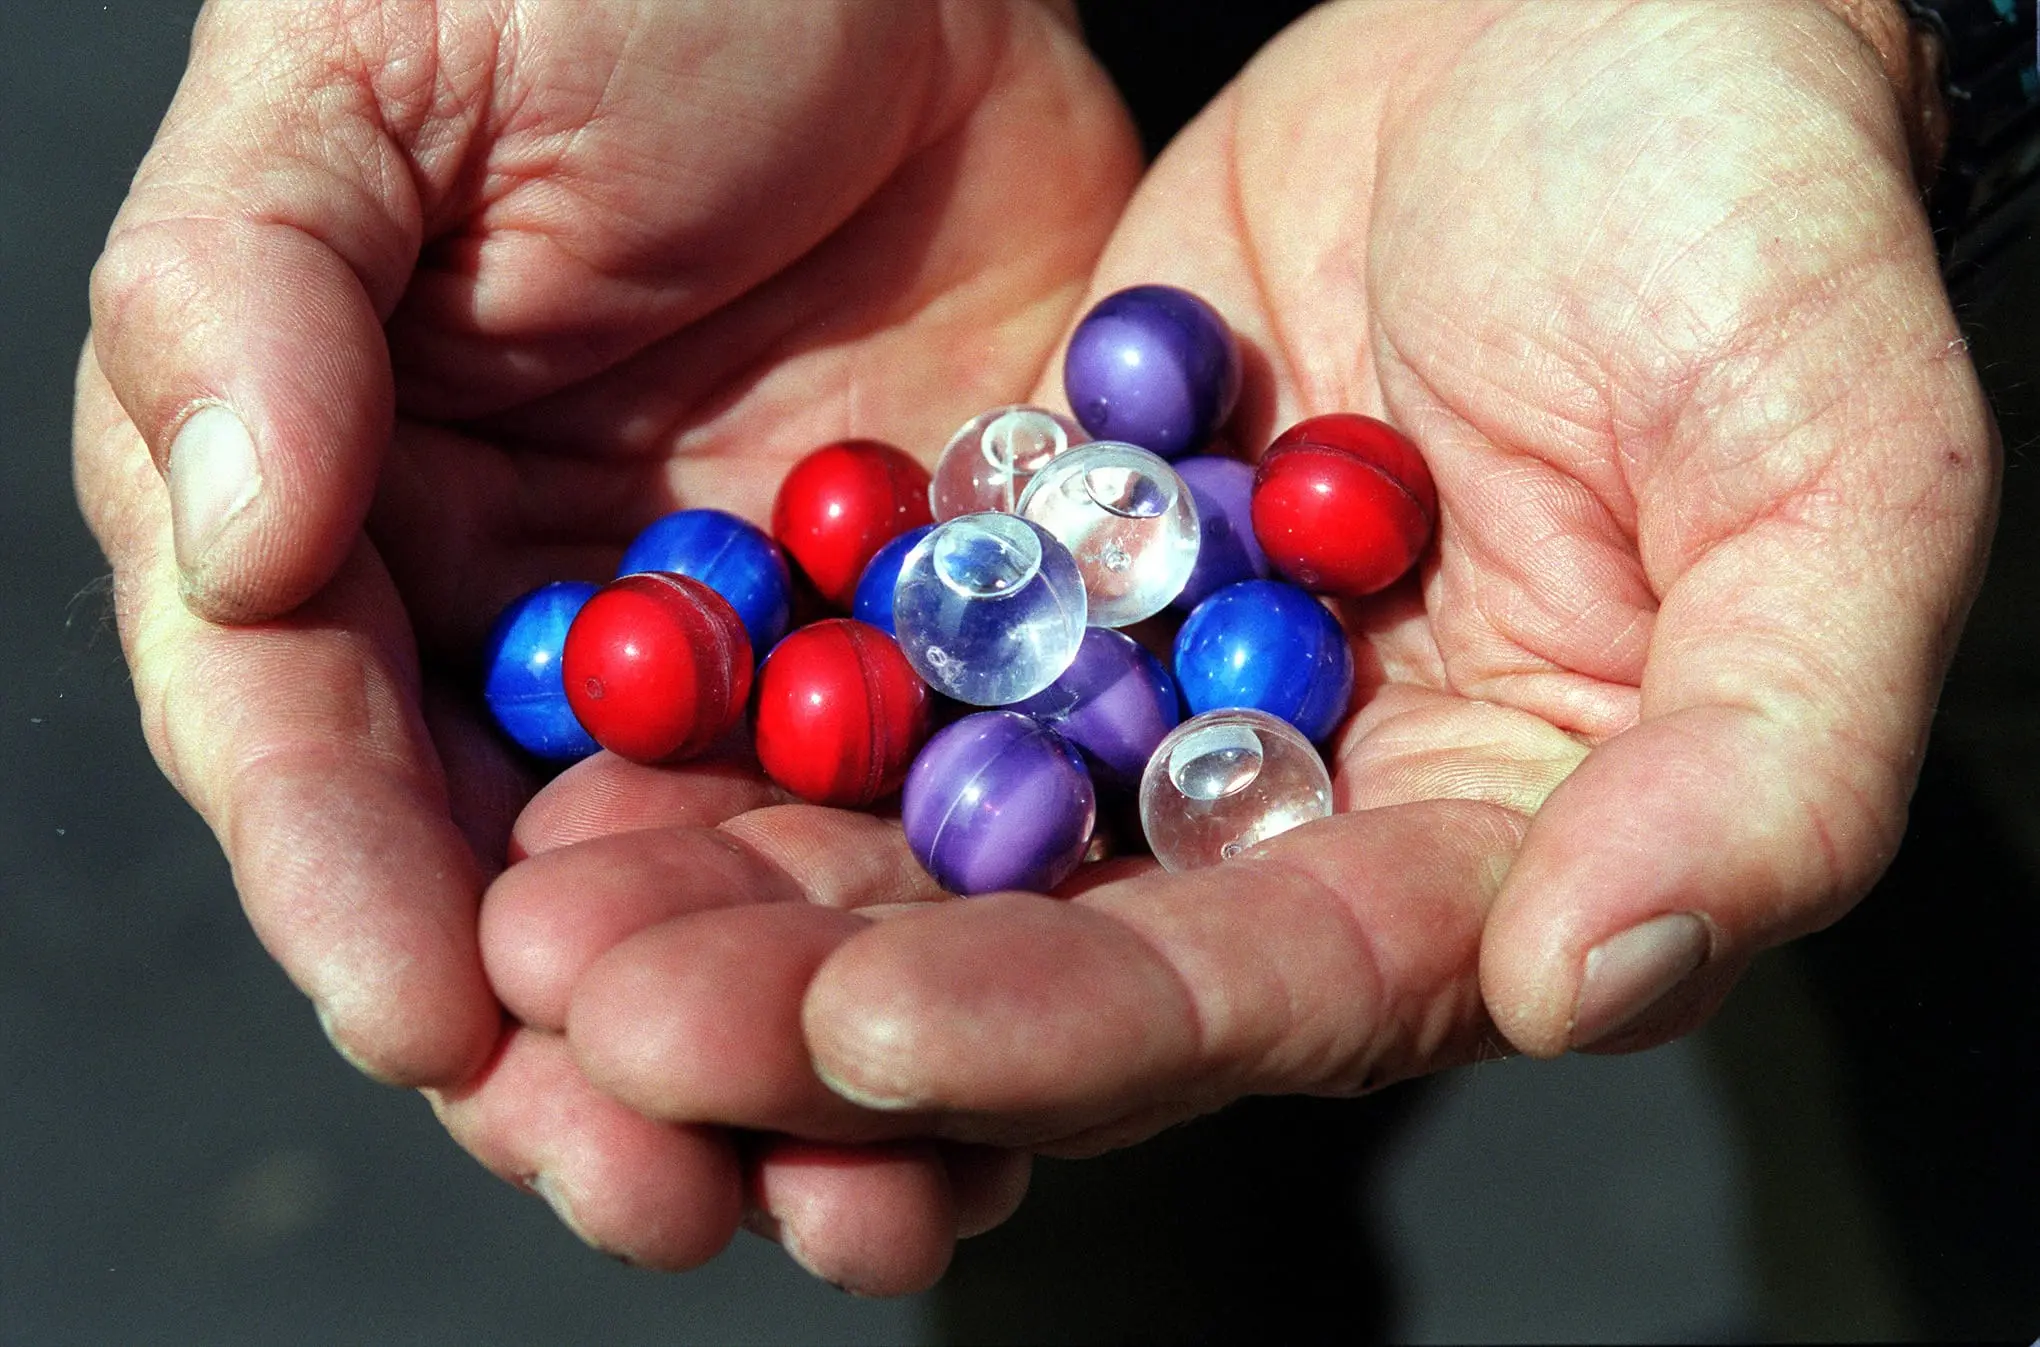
<box><xmin>482</xmin><ymin>285</ymin><xmax>1436</xmax><ymax>895</ymax></box>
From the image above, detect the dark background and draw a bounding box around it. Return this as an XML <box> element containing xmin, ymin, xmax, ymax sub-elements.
<box><xmin>6</xmin><ymin>3</ymin><xmax>2036</xmax><ymax>1342</ymax></box>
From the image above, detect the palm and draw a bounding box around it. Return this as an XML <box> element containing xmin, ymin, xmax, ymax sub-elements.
<box><xmin>519</xmin><ymin>0</ymin><xmax>1995</xmax><ymax>1176</ymax></box>
<box><xmin>360</xmin><ymin>2</ymin><xmax>1136</xmax><ymax>832</ymax></box>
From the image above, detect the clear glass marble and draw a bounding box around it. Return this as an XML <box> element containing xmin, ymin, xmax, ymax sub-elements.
<box><xmin>930</xmin><ymin>405</ymin><xmax>1087</xmax><ymax>520</ymax></box>
<box><xmin>893</xmin><ymin>512</ymin><xmax>1088</xmax><ymax>704</ymax></box>
<box><xmin>1139</xmin><ymin>708</ymin><xmax>1333</xmax><ymax>872</ymax></box>
<box><xmin>1016</xmin><ymin>441</ymin><xmax>1200</xmax><ymax>627</ymax></box>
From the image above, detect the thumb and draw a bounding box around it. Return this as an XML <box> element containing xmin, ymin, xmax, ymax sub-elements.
<box><xmin>88</xmin><ymin>0</ymin><xmax>422</xmax><ymax>622</ymax></box>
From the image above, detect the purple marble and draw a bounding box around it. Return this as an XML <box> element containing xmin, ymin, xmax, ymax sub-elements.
<box><xmin>1170</xmin><ymin>455</ymin><xmax>1270</xmax><ymax>611</ymax></box>
<box><xmin>1063</xmin><ymin>285</ymin><xmax>1241</xmax><ymax>460</ymax></box>
<box><xmin>902</xmin><ymin>710</ymin><xmax>1096</xmax><ymax>895</ymax></box>
<box><xmin>1008</xmin><ymin>628</ymin><xmax>1180</xmax><ymax>792</ymax></box>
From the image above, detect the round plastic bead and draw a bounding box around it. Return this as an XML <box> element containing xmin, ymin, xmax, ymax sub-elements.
<box><xmin>1252</xmin><ymin>414</ymin><xmax>1437</xmax><ymax>597</ymax></box>
<box><xmin>617</xmin><ymin>508</ymin><xmax>792</xmax><ymax>655</ymax></box>
<box><xmin>850</xmin><ymin>523</ymin><xmax>933</xmax><ymax>637</ymax></box>
<box><xmin>892</xmin><ymin>513</ymin><xmax>1087</xmax><ymax>705</ymax></box>
<box><xmin>1171</xmin><ymin>454</ymin><xmax>1270</xmax><ymax>611</ymax></box>
<box><xmin>1139</xmin><ymin>708</ymin><xmax>1333</xmax><ymax>872</ymax></box>
<box><xmin>1173</xmin><ymin>579</ymin><xmax>1355</xmax><ymax>743</ymax></box>
<box><xmin>562</xmin><ymin>572</ymin><xmax>754</xmax><ymax>763</ymax></box>
<box><xmin>902</xmin><ymin>711</ymin><xmax>1096</xmax><ymax>895</ymax></box>
<box><xmin>481</xmin><ymin>581</ymin><xmax>602</xmax><ymax>762</ymax></box>
<box><xmin>771</xmin><ymin>439</ymin><xmax>933</xmax><ymax>609</ymax></box>
<box><xmin>1063</xmin><ymin>284</ymin><xmax>1241</xmax><ymax>459</ymax></box>
<box><xmin>1008</xmin><ymin>627</ymin><xmax>1180</xmax><ymax>793</ymax></box>
<box><xmin>1016</xmin><ymin>441</ymin><xmax>1200</xmax><ymax>627</ymax></box>
<box><xmin>753</xmin><ymin>618</ymin><xmax>933</xmax><ymax>807</ymax></box>
<box><xmin>930</xmin><ymin>405</ymin><xmax>1088</xmax><ymax>520</ymax></box>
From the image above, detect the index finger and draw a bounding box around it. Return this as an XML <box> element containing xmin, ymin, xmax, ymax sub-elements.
<box><xmin>74</xmin><ymin>346</ymin><xmax>498</xmax><ymax>1087</ymax></box>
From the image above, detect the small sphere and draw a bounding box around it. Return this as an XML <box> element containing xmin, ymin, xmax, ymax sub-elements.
<box><xmin>1171</xmin><ymin>454</ymin><xmax>1270</xmax><ymax>611</ymax></box>
<box><xmin>1017</xmin><ymin>441</ymin><xmax>1200</xmax><ymax>627</ymax></box>
<box><xmin>850</xmin><ymin>523</ymin><xmax>934</xmax><ymax>637</ymax></box>
<box><xmin>1139</xmin><ymin>709</ymin><xmax>1333</xmax><ymax>872</ymax></box>
<box><xmin>753</xmin><ymin>619</ymin><xmax>933</xmax><ymax>807</ymax></box>
<box><xmin>1252</xmin><ymin>414</ymin><xmax>1436</xmax><ymax>596</ymax></box>
<box><xmin>903</xmin><ymin>711</ymin><xmax>1096</xmax><ymax>895</ymax></box>
<box><xmin>1173</xmin><ymin>580</ymin><xmax>1354</xmax><ymax>743</ymax></box>
<box><xmin>893</xmin><ymin>513</ymin><xmax>1087</xmax><ymax>705</ymax></box>
<box><xmin>1007</xmin><ymin>627</ymin><xmax>1181</xmax><ymax>793</ymax></box>
<box><xmin>1063</xmin><ymin>284</ymin><xmax>1241</xmax><ymax>459</ymax></box>
<box><xmin>771</xmin><ymin>439</ymin><xmax>933</xmax><ymax>608</ymax></box>
<box><xmin>930</xmin><ymin>405</ymin><xmax>1088</xmax><ymax>520</ymax></box>
<box><xmin>617</xmin><ymin>508</ymin><xmax>792</xmax><ymax>654</ymax></box>
<box><xmin>481</xmin><ymin>581</ymin><xmax>602</xmax><ymax>762</ymax></box>
<box><xmin>562</xmin><ymin>572</ymin><xmax>754</xmax><ymax>763</ymax></box>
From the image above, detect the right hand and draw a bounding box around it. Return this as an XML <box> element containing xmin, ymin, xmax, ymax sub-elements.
<box><xmin>75</xmin><ymin>0</ymin><xmax>1138</xmax><ymax>1290</ymax></box>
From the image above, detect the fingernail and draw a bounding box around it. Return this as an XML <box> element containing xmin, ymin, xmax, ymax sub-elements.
<box><xmin>810</xmin><ymin>1055</ymin><xmax>921</xmax><ymax>1113</ymax></box>
<box><xmin>1570</xmin><ymin>912</ymin><xmax>1711</xmax><ymax>1048</ymax></box>
<box><xmin>168</xmin><ymin>404</ymin><xmax>262</xmax><ymax>576</ymax></box>
<box><xmin>529</xmin><ymin>1172</ymin><xmax>594</xmax><ymax>1246</ymax></box>
<box><xmin>314</xmin><ymin>1001</ymin><xmax>385</xmax><ymax>1083</ymax></box>
<box><xmin>773</xmin><ymin>1221</ymin><xmax>863</xmax><ymax>1297</ymax></box>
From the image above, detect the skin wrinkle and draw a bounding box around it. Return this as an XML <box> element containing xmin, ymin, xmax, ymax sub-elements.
<box><xmin>1094</xmin><ymin>847</ymin><xmax>1387</xmax><ymax>1100</ymax></box>
<box><xmin>1639</xmin><ymin>246</ymin><xmax>1905</xmax><ymax>489</ymax></box>
<box><xmin>512</xmin><ymin>6</ymin><xmax>643</xmax><ymax>200</ymax></box>
<box><xmin>1542</xmin><ymin>15</ymin><xmax>1709</xmax><ymax>317</ymax></box>
<box><xmin>1222</xmin><ymin>85</ymin><xmax>1299</xmax><ymax>426</ymax></box>
<box><xmin>1429</xmin><ymin>506</ymin><xmax>1652</xmax><ymax>720</ymax></box>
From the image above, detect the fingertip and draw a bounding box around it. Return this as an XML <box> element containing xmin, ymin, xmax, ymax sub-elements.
<box><xmin>484</xmin><ymin>825</ymin><xmax>808</xmax><ymax>1034</ymax></box>
<box><xmin>752</xmin><ymin>1139</ymin><xmax>957</xmax><ymax>1296</ymax></box>
<box><xmin>313</xmin><ymin>966</ymin><xmax>502</xmax><ymax>1090</ymax></box>
<box><xmin>943</xmin><ymin>1144</ymin><xmax>1032</xmax><ymax>1238</ymax></box>
<box><xmin>432</xmin><ymin>1028</ymin><xmax>744</xmax><ymax>1271</ymax></box>
<box><xmin>230</xmin><ymin>764</ymin><xmax>501</xmax><ymax>1090</ymax></box>
<box><xmin>94</xmin><ymin>215</ymin><xmax>395</xmax><ymax>625</ymax></box>
<box><xmin>532</xmin><ymin>1128</ymin><xmax>745</xmax><ymax>1273</ymax></box>
<box><xmin>509</xmin><ymin>753</ymin><xmax>779</xmax><ymax>858</ymax></box>
<box><xmin>568</xmin><ymin>903</ymin><xmax>875</xmax><ymax>1131</ymax></box>
<box><xmin>1481</xmin><ymin>707</ymin><xmax>1892</xmax><ymax>1057</ymax></box>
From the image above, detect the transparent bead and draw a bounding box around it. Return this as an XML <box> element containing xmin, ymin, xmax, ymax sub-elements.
<box><xmin>893</xmin><ymin>513</ymin><xmax>1087</xmax><ymax>704</ymax></box>
<box><xmin>1016</xmin><ymin>441</ymin><xmax>1200</xmax><ymax>627</ymax></box>
<box><xmin>1139</xmin><ymin>708</ymin><xmax>1332</xmax><ymax>872</ymax></box>
<box><xmin>930</xmin><ymin>405</ymin><xmax>1088</xmax><ymax>520</ymax></box>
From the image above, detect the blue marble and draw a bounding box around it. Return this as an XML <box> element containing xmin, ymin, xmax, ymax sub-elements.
<box><xmin>850</xmin><ymin>523</ymin><xmax>934</xmax><ymax>637</ymax></box>
<box><xmin>617</xmin><ymin>508</ymin><xmax>792</xmax><ymax>655</ymax></box>
<box><xmin>482</xmin><ymin>581</ymin><xmax>602</xmax><ymax>762</ymax></box>
<box><xmin>1172</xmin><ymin>579</ymin><xmax>1354</xmax><ymax>743</ymax></box>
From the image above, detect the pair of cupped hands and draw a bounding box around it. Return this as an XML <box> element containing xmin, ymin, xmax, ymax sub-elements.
<box><xmin>76</xmin><ymin>0</ymin><xmax>1996</xmax><ymax>1294</ymax></box>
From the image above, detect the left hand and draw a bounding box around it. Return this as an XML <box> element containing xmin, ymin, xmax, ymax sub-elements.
<box><xmin>489</xmin><ymin>0</ymin><xmax>1997</xmax><ymax>1210</ymax></box>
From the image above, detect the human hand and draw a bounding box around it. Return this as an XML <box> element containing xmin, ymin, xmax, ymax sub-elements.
<box><xmin>75</xmin><ymin>0</ymin><xmax>1138</xmax><ymax>1285</ymax></box>
<box><xmin>514</xmin><ymin>0</ymin><xmax>1995</xmax><ymax>1182</ymax></box>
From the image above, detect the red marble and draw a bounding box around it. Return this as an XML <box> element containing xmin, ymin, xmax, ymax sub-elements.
<box><xmin>753</xmin><ymin>618</ymin><xmax>933</xmax><ymax>806</ymax></box>
<box><xmin>771</xmin><ymin>440</ymin><xmax>934</xmax><ymax>609</ymax></box>
<box><xmin>1252</xmin><ymin>414</ymin><xmax>1436</xmax><ymax>596</ymax></box>
<box><xmin>562</xmin><ymin>572</ymin><xmax>753</xmax><ymax>763</ymax></box>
